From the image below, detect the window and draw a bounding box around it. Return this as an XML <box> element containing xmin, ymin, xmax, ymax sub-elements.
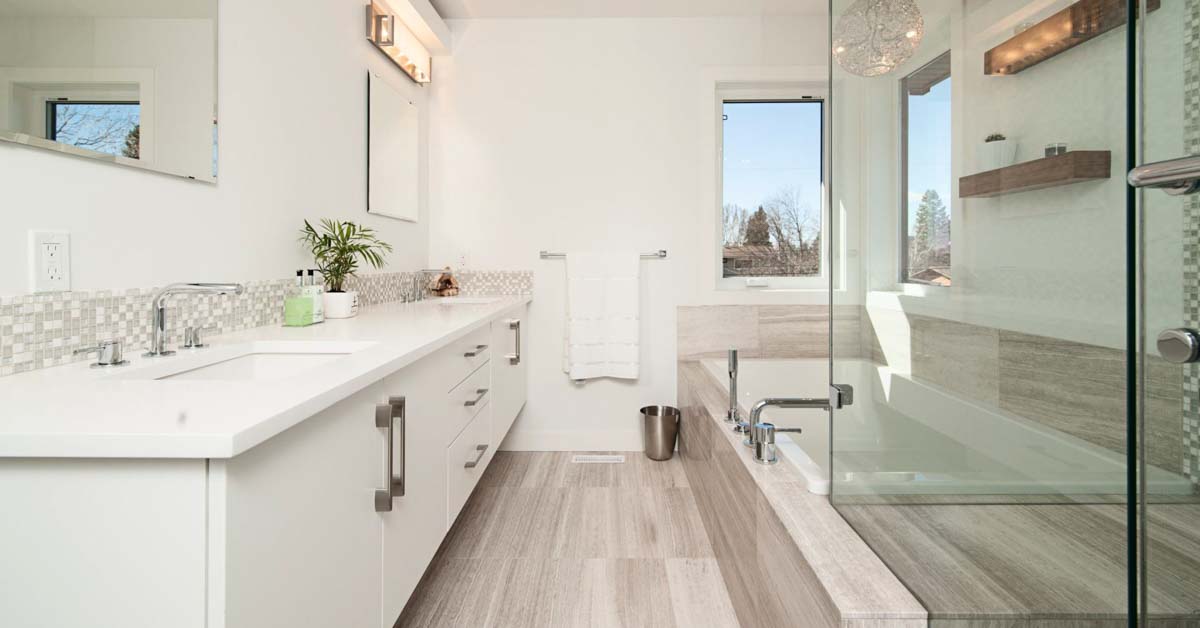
<box><xmin>900</xmin><ymin>51</ymin><xmax>951</xmax><ymax>286</ymax></box>
<box><xmin>720</xmin><ymin>96</ymin><xmax>824</xmax><ymax>287</ymax></box>
<box><xmin>46</xmin><ymin>100</ymin><xmax>141</xmax><ymax>159</ymax></box>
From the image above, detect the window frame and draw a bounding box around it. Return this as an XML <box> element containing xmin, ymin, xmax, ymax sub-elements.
<box><xmin>716</xmin><ymin>85</ymin><xmax>829</xmax><ymax>292</ymax></box>
<box><xmin>898</xmin><ymin>51</ymin><xmax>952</xmax><ymax>288</ymax></box>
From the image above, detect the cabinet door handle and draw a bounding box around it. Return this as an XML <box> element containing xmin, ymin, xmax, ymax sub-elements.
<box><xmin>464</xmin><ymin>444</ymin><xmax>489</xmax><ymax>468</ymax></box>
<box><xmin>374</xmin><ymin>396</ymin><xmax>406</xmax><ymax>512</ymax></box>
<box><xmin>464</xmin><ymin>388</ymin><xmax>489</xmax><ymax>407</ymax></box>
<box><xmin>506</xmin><ymin>319</ymin><xmax>521</xmax><ymax>365</ymax></box>
<box><xmin>463</xmin><ymin>344</ymin><xmax>488</xmax><ymax>357</ymax></box>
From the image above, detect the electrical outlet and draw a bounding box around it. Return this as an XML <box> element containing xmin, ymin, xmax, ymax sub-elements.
<box><xmin>28</xmin><ymin>230</ymin><xmax>70</xmax><ymax>293</ymax></box>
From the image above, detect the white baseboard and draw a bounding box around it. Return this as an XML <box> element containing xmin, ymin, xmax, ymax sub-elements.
<box><xmin>498</xmin><ymin>429</ymin><xmax>644</xmax><ymax>452</ymax></box>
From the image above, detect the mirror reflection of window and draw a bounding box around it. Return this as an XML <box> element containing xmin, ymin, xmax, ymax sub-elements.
<box><xmin>46</xmin><ymin>101</ymin><xmax>141</xmax><ymax>158</ymax></box>
<box><xmin>0</xmin><ymin>1</ymin><xmax>216</xmax><ymax>181</ymax></box>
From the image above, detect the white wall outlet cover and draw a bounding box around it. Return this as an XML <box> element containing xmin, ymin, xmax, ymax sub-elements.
<box><xmin>28</xmin><ymin>230</ymin><xmax>71</xmax><ymax>293</ymax></box>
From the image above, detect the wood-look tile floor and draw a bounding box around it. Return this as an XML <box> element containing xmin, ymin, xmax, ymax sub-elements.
<box><xmin>837</xmin><ymin>502</ymin><xmax>1200</xmax><ymax>623</ymax></box>
<box><xmin>397</xmin><ymin>452</ymin><xmax>740</xmax><ymax>628</ymax></box>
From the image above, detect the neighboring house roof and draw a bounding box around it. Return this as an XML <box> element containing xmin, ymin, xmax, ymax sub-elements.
<box><xmin>911</xmin><ymin>267</ymin><xmax>951</xmax><ymax>286</ymax></box>
<box><xmin>722</xmin><ymin>245</ymin><xmax>775</xmax><ymax>259</ymax></box>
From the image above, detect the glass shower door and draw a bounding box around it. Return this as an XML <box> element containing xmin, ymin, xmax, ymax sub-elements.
<box><xmin>826</xmin><ymin>0</ymin><xmax>1171</xmax><ymax>625</ymax></box>
<box><xmin>1133</xmin><ymin>0</ymin><xmax>1200</xmax><ymax>623</ymax></box>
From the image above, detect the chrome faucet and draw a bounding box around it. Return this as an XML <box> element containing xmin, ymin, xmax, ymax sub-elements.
<box><xmin>144</xmin><ymin>283</ymin><xmax>244</xmax><ymax>357</ymax></box>
<box><xmin>726</xmin><ymin>349</ymin><xmax>740</xmax><ymax>426</ymax></box>
<box><xmin>743</xmin><ymin>385</ymin><xmax>854</xmax><ymax>453</ymax></box>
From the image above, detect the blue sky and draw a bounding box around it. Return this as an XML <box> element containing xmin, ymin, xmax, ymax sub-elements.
<box><xmin>905</xmin><ymin>77</ymin><xmax>952</xmax><ymax>235</ymax></box>
<box><xmin>722</xmin><ymin>101</ymin><xmax>823</xmax><ymax>220</ymax></box>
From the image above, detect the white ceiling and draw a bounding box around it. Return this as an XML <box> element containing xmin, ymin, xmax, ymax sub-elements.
<box><xmin>429</xmin><ymin>0</ymin><xmax>827</xmax><ymax>19</ymax></box>
<box><xmin>0</xmin><ymin>0</ymin><xmax>214</xmax><ymax>19</ymax></box>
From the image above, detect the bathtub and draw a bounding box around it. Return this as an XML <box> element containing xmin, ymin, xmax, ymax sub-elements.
<box><xmin>701</xmin><ymin>358</ymin><xmax>1193</xmax><ymax>496</ymax></box>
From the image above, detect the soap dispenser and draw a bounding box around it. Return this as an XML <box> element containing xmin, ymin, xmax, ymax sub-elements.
<box><xmin>305</xmin><ymin>269</ymin><xmax>325</xmax><ymax>323</ymax></box>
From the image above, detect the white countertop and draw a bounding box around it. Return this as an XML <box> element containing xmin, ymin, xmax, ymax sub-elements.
<box><xmin>0</xmin><ymin>296</ymin><xmax>530</xmax><ymax>459</ymax></box>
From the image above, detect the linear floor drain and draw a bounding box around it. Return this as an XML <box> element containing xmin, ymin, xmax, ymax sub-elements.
<box><xmin>571</xmin><ymin>454</ymin><xmax>626</xmax><ymax>464</ymax></box>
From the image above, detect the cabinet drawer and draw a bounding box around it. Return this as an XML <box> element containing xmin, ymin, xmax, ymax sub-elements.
<box><xmin>446</xmin><ymin>404</ymin><xmax>493</xmax><ymax>527</ymax></box>
<box><xmin>421</xmin><ymin>327</ymin><xmax>491</xmax><ymax>393</ymax></box>
<box><xmin>445</xmin><ymin>362</ymin><xmax>492</xmax><ymax>445</ymax></box>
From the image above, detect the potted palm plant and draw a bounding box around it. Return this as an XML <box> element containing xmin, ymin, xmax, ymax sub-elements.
<box><xmin>980</xmin><ymin>132</ymin><xmax>1017</xmax><ymax>171</ymax></box>
<box><xmin>300</xmin><ymin>218</ymin><xmax>392</xmax><ymax>318</ymax></box>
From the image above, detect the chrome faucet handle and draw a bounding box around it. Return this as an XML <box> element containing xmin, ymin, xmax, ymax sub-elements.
<box><xmin>183</xmin><ymin>326</ymin><xmax>217</xmax><ymax>349</ymax></box>
<box><xmin>751</xmin><ymin>422</ymin><xmax>803</xmax><ymax>465</ymax></box>
<box><xmin>74</xmin><ymin>339</ymin><xmax>128</xmax><ymax>367</ymax></box>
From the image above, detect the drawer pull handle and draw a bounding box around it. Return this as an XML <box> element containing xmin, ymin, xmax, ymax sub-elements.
<box><xmin>463</xmin><ymin>344</ymin><xmax>488</xmax><ymax>358</ymax></box>
<box><xmin>465</xmin><ymin>444</ymin><xmax>489</xmax><ymax>468</ymax></box>
<box><xmin>506</xmin><ymin>319</ymin><xmax>521</xmax><ymax>365</ymax></box>
<box><xmin>464</xmin><ymin>388</ymin><xmax>489</xmax><ymax>407</ymax></box>
<box><xmin>374</xmin><ymin>396</ymin><xmax>406</xmax><ymax>512</ymax></box>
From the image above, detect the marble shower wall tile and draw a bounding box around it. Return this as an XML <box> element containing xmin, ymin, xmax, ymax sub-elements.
<box><xmin>676</xmin><ymin>304</ymin><xmax>863</xmax><ymax>362</ymax></box>
<box><xmin>911</xmin><ymin>314</ymin><xmax>1000</xmax><ymax>406</ymax></box>
<box><xmin>998</xmin><ymin>330</ymin><xmax>1184</xmax><ymax>475</ymax></box>
<box><xmin>0</xmin><ymin>269</ymin><xmax>532</xmax><ymax>378</ymax></box>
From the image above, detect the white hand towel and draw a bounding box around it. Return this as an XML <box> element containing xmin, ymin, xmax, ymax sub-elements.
<box><xmin>562</xmin><ymin>252</ymin><xmax>640</xmax><ymax>381</ymax></box>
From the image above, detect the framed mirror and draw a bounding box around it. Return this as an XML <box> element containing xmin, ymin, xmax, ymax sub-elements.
<box><xmin>367</xmin><ymin>72</ymin><xmax>418</xmax><ymax>222</ymax></box>
<box><xmin>0</xmin><ymin>0</ymin><xmax>218</xmax><ymax>182</ymax></box>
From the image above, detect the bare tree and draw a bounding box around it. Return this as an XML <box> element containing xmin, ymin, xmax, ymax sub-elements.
<box><xmin>51</xmin><ymin>104</ymin><xmax>139</xmax><ymax>156</ymax></box>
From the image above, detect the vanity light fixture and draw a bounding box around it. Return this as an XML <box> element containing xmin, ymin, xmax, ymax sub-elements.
<box><xmin>366</xmin><ymin>1</ymin><xmax>431</xmax><ymax>84</ymax></box>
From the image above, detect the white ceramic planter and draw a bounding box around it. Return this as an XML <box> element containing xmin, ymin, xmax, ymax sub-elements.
<box><xmin>980</xmin><ymin>140</ymin><xmax>1018</xmax><ymax>171</ymax></box>
<box><xmin>323</xmin><ymin>291</ymin><xmax>359</xmax><ymax>319</ymax></box>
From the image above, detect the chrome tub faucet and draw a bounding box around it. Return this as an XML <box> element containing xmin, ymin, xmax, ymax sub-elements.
<box><xmin>144</xmin><ymin>283</ymin><xmax>244</xmax><ymax>357</ymax></box>
<box><xmin>726</xmin><ymin>349</ymin><xmax>741</xmax><ymax>427</ymax></box>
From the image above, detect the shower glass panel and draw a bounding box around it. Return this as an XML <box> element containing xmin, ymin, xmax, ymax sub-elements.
<box><xmin>1136</xmin><ymin>0</ymin><xmax>1200</xmax><ymax>624</ymax></box>
<box><xmin>824</xmin><ymin>0</ymin><xmax>1196</xmax><ymax>624</ymax></box>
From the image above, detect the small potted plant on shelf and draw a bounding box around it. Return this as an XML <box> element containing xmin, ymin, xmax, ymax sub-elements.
<box><xmin>981</xmin><ymin>132</ymin><xmax>1017</xmax><ymax>171</ymax></box>
<box><xmin>300</xmin><ymin>218</ymin><xmax>392</xmax><ymax>319</ymax></box>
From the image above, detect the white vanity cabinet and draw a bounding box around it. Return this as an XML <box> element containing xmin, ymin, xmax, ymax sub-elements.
<box><xmin>490</xmin><ymin>304</ymin><xmax>529</xmax><ymax>446</ymax></box>
<box><xmin>0</xmin><ymin>305</ymin><xmax>532</xmax><ymax>628</ymax></box>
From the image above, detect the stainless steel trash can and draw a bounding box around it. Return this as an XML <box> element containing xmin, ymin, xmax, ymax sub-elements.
<box><xmin>640</xmin><ymin>405</ymin><xmax>680</xmax><ymax>461</ymax></box>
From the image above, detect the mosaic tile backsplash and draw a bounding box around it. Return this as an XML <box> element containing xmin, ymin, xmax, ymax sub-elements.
<box><xmin>1182</xmin><ymin>0</ymin><xmax>1200</xmax><ymax>486</ymax></box>
<box><xmin>0</xmin><ymin>269</ymin><xmax>532</xmax><ymax>377</ymax></box>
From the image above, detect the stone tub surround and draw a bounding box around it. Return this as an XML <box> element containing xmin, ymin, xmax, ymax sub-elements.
<box><xmin>679</xmin><ymin>302</ymin><xmax>1191</xmax><ymax>486</ymax></box>
<box><xmin>678</xmin><ymin>360</ymin><xmax>926</xmax><ymax>627</ymax></box>
<box><xmin>0</xmin><ymin>295</ymin><xmax>530</xmax><ymax>458</ymax></box>
<box><xmin>678</xmin><ymin>304</ymin><xmax>865</xmax><ymax>361</ymax></box>
<box><xmin>0</xmin><ymin>269</ymin><xmax>532</xmax><ymax>377</ymax></box>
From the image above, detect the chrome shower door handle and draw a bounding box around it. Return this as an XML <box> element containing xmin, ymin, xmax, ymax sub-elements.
<box><xmin>506</xmin><ymin>319</ymin><xmax>521</xmax><ymax>365</ymax></box>
<box><xmin>374</xmin><ymin>396</ymin><xmax>406</xmax><ymax>512</ymax></box>
<box><xmin>1157</xmin><ymin>328</ymin><xmax>1200</xmax><ymax>364</ymax></box>
<box><xmin>1128</xmin><ymin>154</ymin><xmax>1200</xmax><ymax>196</ymax></box>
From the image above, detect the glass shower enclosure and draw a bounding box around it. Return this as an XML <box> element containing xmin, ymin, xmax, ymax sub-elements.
<box><xmin>826</xmin><ymin>0</ymin><xmax>1200</xmax><ymax>624</ymax></box>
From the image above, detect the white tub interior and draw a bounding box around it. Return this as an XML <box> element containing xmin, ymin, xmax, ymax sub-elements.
<box><xmin>702</xmin><ymin>358</ymin><xmax>1192</xmax><ymax>497</ymax></box>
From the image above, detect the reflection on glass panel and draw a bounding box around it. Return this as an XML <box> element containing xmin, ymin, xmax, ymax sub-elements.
<box><xmin>47</xmin><ymin>102</ymin><xmax>140</xmax><ymax>158</ymax></box>
<box><xmin>721</xmin><ymin>100</ymin><xmax>823</xmax><ymax>279</ymax></box>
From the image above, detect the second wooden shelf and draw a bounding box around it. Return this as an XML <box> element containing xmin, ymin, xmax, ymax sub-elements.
<box><xmin>959</xmin><ymin>150</ymin><xmax>1111</xmax><ymax>198</ymax></box>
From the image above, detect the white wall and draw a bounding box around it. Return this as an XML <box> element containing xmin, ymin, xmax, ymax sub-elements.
<box><xmin>428</xmin><ymin>16</ymin><xmax>828</xmax><ymax>450</ymax></box>
<box><xmin>0</xmin><ymin>0</ymin><xmax>429</xmax><ymax>296</ymax></box>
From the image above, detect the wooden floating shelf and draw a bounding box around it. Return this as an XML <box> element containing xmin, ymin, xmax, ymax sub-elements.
<box><xmin>984</xmin><ymin>0</ymin><xmax>1159</xmax><ymax>76</ymax></box>
<box><xmin>959</xmin><ymin>150</ymin><xmax>1111</xmax><ymax>198</ymax></box>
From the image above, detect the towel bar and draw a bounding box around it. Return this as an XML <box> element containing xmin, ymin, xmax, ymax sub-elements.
<box><xmin>539</xmin><ymin>250</ymin><xmax>667</xmax><ymax>259</ymax></box>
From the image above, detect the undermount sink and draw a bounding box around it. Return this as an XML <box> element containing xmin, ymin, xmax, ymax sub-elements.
<box><xmin>426</xmin><ymin>297</ymin><xmax>500</xmax><ymax>306</ymax></box>
<box><xmin>119</xmin><ymin>341</ymin><xmax>376</xmax><ymax>382</ymax></box>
